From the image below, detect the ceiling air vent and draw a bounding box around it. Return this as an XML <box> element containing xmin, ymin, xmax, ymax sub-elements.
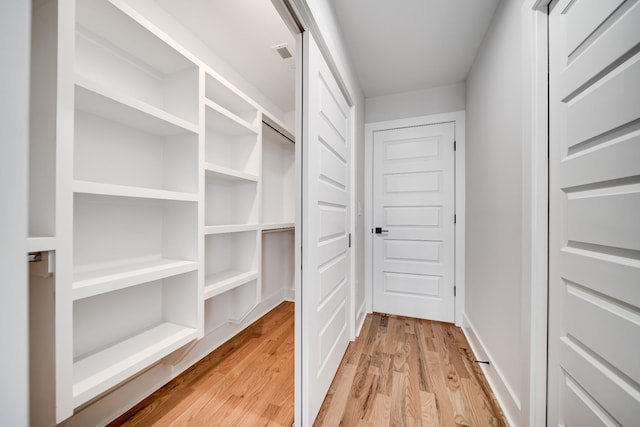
<box><xmin>273</xmin><ymin>43</ymin><xmax>293</xmax><ymax>60</ymax></box>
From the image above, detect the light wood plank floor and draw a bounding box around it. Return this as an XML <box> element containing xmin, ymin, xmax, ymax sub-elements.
<box><xmin>110</xmin><ymin>302</ymin><xmax>295</xmax><ymax>427</ymax></box>
<box><xmin>314</xmin><ymin>313</ymin><xmax>507</xmax><ymax>427</ymax></box>
<box><xmin>110</xmin><ymin>304</ymin><xmax>505</xmax><ymax>426</ymax></box>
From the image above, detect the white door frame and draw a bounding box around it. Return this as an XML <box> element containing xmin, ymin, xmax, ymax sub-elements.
<box><xmin>348</xmin><ymin>105</ymin><xmax>358</xmax><ymax>339</ymax></box>
<box><xmin>364</xmin><ymin>111</ymin><xmax>466</xmax><ymax>326</ymax></box>
<box><xmin>521</xmin><ymin>1</ymin><xmax>551</xmax><ymax>425</ymax></box>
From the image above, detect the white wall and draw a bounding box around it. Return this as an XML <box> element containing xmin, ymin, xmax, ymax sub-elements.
<box><xmin>364</xmin><ymin>83</ymin><xmax>465</xmax><ymax>123</ymax></box>
<box><xmin>0</xmin><ymin>1</ymin><xmax>31</xmax><ymax>425</ymax></box>
<box><xmin>463</xmin><ymin>0</ymin><xmax>529</xmax><ymax>425</ymax></box>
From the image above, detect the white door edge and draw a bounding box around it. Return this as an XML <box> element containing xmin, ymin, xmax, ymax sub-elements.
<box><xmin>349</xmin><ymin>105</ymin><xmax>358</xmax><ymax>341</ymax></box>
<box><xmin>364</xmin><ymin>110</ymin><xmax>466</xmax><ymax>326</ymax></box>
<box><xmin>521</xmin><ymin>1</ymin><xmax>551</xmax><ymax>426</ymax></box>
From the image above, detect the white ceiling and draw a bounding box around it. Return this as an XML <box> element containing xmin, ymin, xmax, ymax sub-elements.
<box><xmin>154</xmin><ymin>0</ymin><xmax>297</xmax><ymax>114</ymax></box>
<box><xmin>151</xmin><ymin>0</ymin><xmax>499</xmax><ymax>112</ymax></box>
<box><xmin>329</xmin><ymin>0</ymin><xmax>500</xmax><ymax>98</ymax></box>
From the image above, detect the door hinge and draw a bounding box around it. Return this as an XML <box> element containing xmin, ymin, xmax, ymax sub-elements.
<box><xmin>454</xmin><ymin>140</ymin><xmax>457</xmax><ymax>151</ymax></box>
<box><xmin>454</xmin><ymin>214</ymin><xmax>457</xmax><ymax>224</ymax></box>
<box><xmin>454</xmin><ymin>286</ymin><xmax>457</xmax><ymax>297</ymax></box>
<box><xmin>348</xmin><ymin>233</ymin><xmax>352</xmax><ymax>248</ymax></box>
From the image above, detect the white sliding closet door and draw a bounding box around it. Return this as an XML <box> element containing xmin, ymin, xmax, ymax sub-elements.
<box><xmin>548</xmin><ymin>0</ymin><xmax>640</xmax><ymax>425</ymax></box>
<box><xmin>300</xmin><ymin>32</ymin><xmax>352</xmax><ymax>426</ymax></box>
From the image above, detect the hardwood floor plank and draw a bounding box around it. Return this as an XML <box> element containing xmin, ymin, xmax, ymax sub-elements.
<box><xmin>450</xmin><ymin>388</ymin><xmax>473</xmax><ymax>426</ymax></box>
<box><xmin>114</xmin><ymin>307</ymin><xmax>506</xmax><ymax>427</ymax></box>
<box><xmin>460</xmin><ymin>378</ymin><xmax>501</xmax><ymax>427</ymax></box>
<box><xmin>424</xmin><ymin>350</ymin><xmax>456</xmax><ymax>427</ymax></box>
<box><xmin>314</xmin><ymin>363</ymin><xmax>358</xmax><ymax>426</ymax></box>
<box><xmin>316</xmin><ymin>313</ymin><xmax>507</xmax><ymax>427</ymax></box>
<box><xmin>389</xmin><ymin>369</ymin><xmax>408</xmax><ymax>427</ymax></box>
<box><xmin>344</xmin><ymin>314</ymin><xmax>374</xmax><ymax>366</ymax></box>
<box><xmin>110</xmin><ymin>302</ymin><xmax>294</xmax><ymax>427</ymax></box>
<box><xmin>420</xmin><ymin>391</ymin><xmax>440</xmax><ymax>427</ymax></box>
<box><xmin>413</xmin><ymin>322</ymin><xmax>435</xmax><ymax>395</ymax></box>
<box><xmin>378</xmin><ymin>351</ymin><xmax>395</xmax><ymax>399</ymax></box>
<box><xmin>341</xmin><ymin>352</ymin><xmax>384</xmax><ymax>426</ymax></box>
<box><xmin>357</xmin><ymin>393</ymin><xmax>391</xmax><ymax>427</ymax></box>
<box><xmin>438</xmin><ymin>323</ymin><xmax>471</xmax><ymax>381</ymax></box>
<box><xmin>405</xmin><ymin>328</ymin><xmax>425</xmax><ymax>425</ymax></box>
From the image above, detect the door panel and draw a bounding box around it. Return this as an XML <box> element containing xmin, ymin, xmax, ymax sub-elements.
<box><xmin>564</xmin><ymin>0</ymin><xmax>626</xmax><ymax>56</ymax></box>
<box><xmin>561</xmin><ymin>0</ymin><xmax>640</xmax><ymax>95</ymax></box>
<box><xmin>383</xmin><ymin>272</ymin><xmax>441</xmax><ymax>297</ymax></box>
<box><xmin>548</xmin><ymin>0</ymin><xmax>640</xmax><ymax>425</ymax></box>
<box><xmin>372</xmin><ymin>123</ymin><xmax>455</xmax><ymax>322</ymax></box>
<box><xmin>301</xmin><ymin>32</ymin><xmax>351</xmax><ymax>426</ymax></box>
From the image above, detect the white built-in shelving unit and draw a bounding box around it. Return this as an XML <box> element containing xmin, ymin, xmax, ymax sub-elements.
<box><xmin>202</xmin><ymin>70</ymin><xmax>262</xmax><ymax>328</ymax></box>
<box><xmin>28</xmin><ymin>0</ymin><xmax>297</xmax><ymax>423</ymax></box>
<box><xmin>65</xmin><ymin>0</ymin><xmax>203</xmax><ymax>411</ymax></box>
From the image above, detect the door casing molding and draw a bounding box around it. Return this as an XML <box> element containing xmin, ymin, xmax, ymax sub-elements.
<box><xmin>364</xmin><ymin>111</ymin><xmax>466</xmax><ymax>326</ymax></box>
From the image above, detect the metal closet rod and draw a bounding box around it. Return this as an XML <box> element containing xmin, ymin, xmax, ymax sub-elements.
<box><xmin>262</xmin><ymin>227</ymin><xmax>295</xmax><ymax>234</ymax></box>
<box><xmin>262</xmin><ymin>120</ymin><xmax>295</xmax><ymax>144</ymax></box>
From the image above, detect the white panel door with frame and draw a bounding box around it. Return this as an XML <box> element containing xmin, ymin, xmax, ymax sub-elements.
<box><xmin>548</xmin><ymin>0</ymin><xmax>640</xmax><ymax>425</ymax></box>
<box><xmin>372</xmin><ymin>123</ymin><xmax>455</xmax><ymax>322</ymax></box>
<box><xmin>300</xmin><ymin>32</ymin><xmax>352</xmax><ymax>426</ymax></box>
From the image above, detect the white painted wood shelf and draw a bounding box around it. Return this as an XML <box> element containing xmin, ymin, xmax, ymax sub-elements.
<box><xmin>205</xmin><ymin>99</ymin><xmax>259</xmax><ymax>135</ymax></box>
<box><xmin>204</xmin><ymin>270</ymin><xmax>259</xmax><ymax>300</ymax></box>
<box><xmin>204</xmin><ymin>224</ymin><xmax>260</xmax><ymax>235</ymax></box>
<box><xmin>75</xmin><ymin>77</ymin><xmax>198</xmax><ymax>136</ymax></box>
<box><xmin>72</xmin><ymin>258</ymin><xmax>197</xmax><ymax>301</ymax></box>
<box><xmin>204</xmin><ymin>163</ymin><xmax>259</xmax><ymax>182</ymax></box>
<box><xmin>204</xmin><ymin>231</ymin><xmax>258</xmax><ymax>306</ymax></box>
<box><xmin>73</xmin><ymin>181</ymin><xmax>199</xmax><ymax>203</ymax></box>
<box><xmin>262</xmin><ymin>223</ymin><xmax>295</xmax><ymax>232</ymax></box>
<box><xmin>72</xmin><ymin>322</ymin><xmax>197</xmax><ymax>407</ymax></box>
<box><xmin>205</xmin><ymin>71</ymin><xmax>259</xmax><ymax>125</ymax></box>
<box><xmin>27</xmin><ymin>237</ymin><xmax>57</xmax><ymax>253</ymax></box>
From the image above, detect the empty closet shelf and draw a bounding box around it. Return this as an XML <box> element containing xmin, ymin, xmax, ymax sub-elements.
<box><xmin>72</xmin><ymin>258</ymin><xmax>197</xmax><ymax>300</ymax></box>
<box><xmin>205</xmin><ymin>98</ymin><xmax>259</xmax><ymax>136</ymax></box>
<box><xmin>27</xmin><ymin>236</ymin><xmax>57</xmax><ymax>252</ymax></box>
<box><xmin>204</xmin><ymin>224</ymin><xmax>259</xmax><ymax>235</ymax></box>
<box><xmin>75</xmin><ymin>76</ymin><xmax>199</xmax><ymax>136</ymax></box>
<box><xmin>204</xmin><ymin>163</ymin><xmax>258</xmax><ymax>182</ymax></box>
<box><xmin>204</xmin><ymin>71</ymin><xmax>259</xmax><ymax>124</ymax></box>
<box><xmin>204</xmin><ymin>270</ymin><xmax>258</xmax><ymax>299</ymax></box>
<box><xmin>72</xmin><ymin>323</ymin><xmax>197</xmax><ymax>408</ymax></box>
<box><xmin>73</xmin><ymin>181</ymin><xmax>198</xmax><ymax>202</ymax></box>
<box><xmin>262</xmin><ymin>223</ymin><xmax>295</xmax><ymax>232</ymax></box>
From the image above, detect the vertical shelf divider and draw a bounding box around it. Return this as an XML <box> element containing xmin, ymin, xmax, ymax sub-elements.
<box><xmin>202</xmin><ymin>69</ymin><xmax>262</xmax><ymax>325</ymax></box>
